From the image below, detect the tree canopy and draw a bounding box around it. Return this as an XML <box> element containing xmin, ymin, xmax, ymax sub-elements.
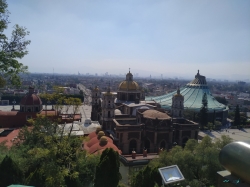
<box><xmin>0</xmin><ymin>116</ymin><xmax>100</xmax><ymax>187</ymax></box>
<box><xmin>199</xmin><ymin>93</ymin><xmax>208</xmax><ymax>130</ymax></box>
<box><xmin>234</xmin><ymin>105</ymin><xmax>241</xmax><ymax>128</ymax></box>
<box><xmin>94</xmin><ymin>148</ymin><xmax>121</xmax><ymax>187</ymax></box>
<box><xmin>0</xmin><ymin>0</ymin><xmax>30</xmax><ymax>87</ymax></box>
<box><xmin>131</xmin><ymin>135</ymin><xmax>233</xmax><ymax>187</ymax></box>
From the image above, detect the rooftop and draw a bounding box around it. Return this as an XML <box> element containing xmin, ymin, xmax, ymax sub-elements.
<box><xmin>199</xmin><ymin>128</ymin><xmax>250</xmax><ymax>142</ymax></box>
<box><xmin>146</xmin><ymin>71</ymin><xmax>227</xmax><ymax>112</ymax></box>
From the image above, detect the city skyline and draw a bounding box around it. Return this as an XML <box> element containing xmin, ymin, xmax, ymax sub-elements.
<box><xmin>7</xmin><ymin>0</ymin><xmax>250</xmax><ymax>80</ymax></box>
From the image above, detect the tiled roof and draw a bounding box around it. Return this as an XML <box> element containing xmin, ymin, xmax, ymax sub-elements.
<box><xmin>20</xmin><ymin>93</ymin><xmax>42</xmax><ymax>105</ymax></box>
<box><xmin>83</xmin><ymin>132</ymin><xmax>121</xmax><ymax>155</ymax></box>
<box><xmin>0</xmin><ymin>129</ymin><xmax>20</xmax><ymax>147</ymax></box>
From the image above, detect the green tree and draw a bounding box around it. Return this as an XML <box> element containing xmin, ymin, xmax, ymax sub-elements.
<box><xmin>130</xmin><ymin>166</ymin><xmax>162</xmax><ymax>187</ymax></box>
<box><xmin>94</xmin><ymin>148</ymin><xmax>121</xmax><ymax>187</ymax></box>
<box><xmin>200</xmin><ymin>93</ymin><xmax>208</xmax><ymax>130</ymax></box>
<box><xmin>0</xmin><ymin>0</ymin><xmax>30</xmax><ymax>87</ymax></box>
<box><xmin>234</xmin><ymin>105</ymin><xmax>241</xmax><ymax>128</ymax></box>
<box><xmin>77</xmin><ymin>153</ymin><xmax>100</xmax><ymax>186</ymax></box>
<box><xmin>215</xmin><ymin>96</ymin><xmax>228</xmax><ymax>105</ymax></box>
<box><xmin>146</xmin><ymin>136</ymin><xmax>233</xmax><ymax>186</ymax></box>
<box><xmin>15</xmin><ymin>116</ymin><xmax>87</xmax><ymax>187</ymax></box>
<box><xmin>0</xmin><ymin>155</ymin><xmax>23</xmax><ymax>186</ymax></box>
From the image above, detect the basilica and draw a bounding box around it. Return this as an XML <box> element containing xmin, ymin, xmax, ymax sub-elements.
<box><xmin>91</xmin><ymin>70</ymin><xmax>199</xmax><ymax>155</ymax></box>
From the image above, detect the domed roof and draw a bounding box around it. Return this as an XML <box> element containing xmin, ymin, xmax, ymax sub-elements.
<box><xmin>115</xmin><ymin>109</ymin><xmax>122</xmax><ymax>115</ymax></box>
<box><xmin>118</xmin><ymin>81</ymin><xmax>139</xmax><ymax>91</ymax></box>
<box><xmin>99</xmin><ymin>136</ymin><xmax>108</xmax><ymax>146</ymax></box>
<box><xmin>146</xmin><ymin>70</ymin><xmax>227</xmax><ymax>112</ymax></box>
<box><xmin>86</xmin><ymin>132</ymin><xmax>112</xmax><ymax>148</ymax></box>
<box><xmin>97</xmin><ymin>131</ymin><xmax>105</xmax><ymax>138</ymax></box>
<box><xmin>93</xmin><ymin>86</ymin><xmax>99</xmax><ymax>91</ymax></box>
<box><xmin>118</xmin><ymin>69</ymin><xmax>140</xmax><ymax>91</ymax></box>
<box><xmin>140</xmin><ymin>106</ymin><xmax>150</xmax><ymax>110</ymax></box>
<box><xmin>88</xmin><ymin>127</ymin><xmax>102</xmax><ymax>140</ymax></box>
<box><xmin>142</xmin><ymin>110</ymin><xmax>171</xmax><ymax>120</ymax></box>
<box><xmin>20</xmin><ymin>87</ymin><xmax>42</xmax><ymax>105</ymax></box>
<box><xmin>88</xmin><ymin>137</ymin><xmax>122</xmax><ymax>155</ymax></box>
<box><xmin>173</xmin><ymin>87</ymin><xmax>184</xmax><ymax>98</ymax></box>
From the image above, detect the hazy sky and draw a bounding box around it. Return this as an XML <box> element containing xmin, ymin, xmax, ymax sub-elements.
<box><xmin>7</xmin><ymin>0</ymin><xmax>250</xmax><ymax>80</ymax></box>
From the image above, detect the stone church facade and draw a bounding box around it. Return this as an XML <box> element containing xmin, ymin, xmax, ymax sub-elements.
<box><xmin>91</xmin><ymin>70</ymin><xmax>199</xmax><ymax>155</ymax></box>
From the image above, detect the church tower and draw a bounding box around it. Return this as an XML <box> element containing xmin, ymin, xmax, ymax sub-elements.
<box><xmin>171</xmin><ymin>87</ymin><xmax>184</xmax><ymax>118</ymax></box>
<box><xmin>91</xmin><ymin>86</ymin><xmax>100</xmax><ymax>121</ymax></box>
<box><xmin>101</xmin><ymin>84</ymin><xmax>115</xmax><ymax>130</ymax></box>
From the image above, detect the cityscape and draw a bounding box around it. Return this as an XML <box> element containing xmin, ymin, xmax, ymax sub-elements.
<box><xmin>0</xmin><ymin>0</ymin><xmax>250</xmax><ymax>187</ymax></box>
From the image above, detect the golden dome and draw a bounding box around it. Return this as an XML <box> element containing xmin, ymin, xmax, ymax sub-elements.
<box><xmin>173</xmin><ymin>87</ymin><xmax>183</xmax><ymax>98</ymax></box>
<box><xmin>118</xmin><ymin>81</ymin><xmax>139</xmax><ymax>91</ymax></box>
<box><xmin>97</xmin><ymin>131</ymin><xmax>105</xmax><ymax>139</ymax></box>
<box><xmin>95</xmin><ymin>127</ymin><xmax>102</xmax><ymax>134</ymax></box>
<box><xmin>174</xmin><ymin>93</ymin><xmax>184</xmax><ymax>98</ymax></box>
<box><xmin>99</xmin><ymin>136</ymin><xmax>108</xmax><ymax>146</ymax></box>
<box><xmin>93</xmin><ymin>86</ymin><xmax>99</xmax><ymax>91</ymax></box>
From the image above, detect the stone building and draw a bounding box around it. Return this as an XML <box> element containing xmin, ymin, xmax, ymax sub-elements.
<box><xmin>0</xmin><ymin>87</ymin><xmax>81</xmax><ymax>128</ymax></box>
<box><xmin>91</xmin><ymin>70</ymin><xmax>199</xmax><ymax>155</ymax></box>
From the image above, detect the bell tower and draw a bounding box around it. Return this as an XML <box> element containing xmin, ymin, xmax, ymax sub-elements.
<box><xmin>91</xmin><ymin>86</ymin><xmax>100</xmax><ymax>121</ymax></box>
<box><xmin>172</xmin><ymin>87</ymin><xmax>184</xmax><ymax>118</ymax></box>
<box><xmin>101</xmin><ymin>84</ymin><xmax>115</xmax><ymax>130</ymax></box>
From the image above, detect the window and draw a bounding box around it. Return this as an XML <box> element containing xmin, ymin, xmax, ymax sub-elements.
<box><xmin>108</xmin><ymin>111</ymin><xmax>110</xmax><ymax>118</ymax></box>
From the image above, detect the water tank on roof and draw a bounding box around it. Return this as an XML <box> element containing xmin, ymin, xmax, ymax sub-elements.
<box><xmin>85</xmin><ymin>118</ymin><xmax>92</xmax><ymax>124</ymax></box>
<box><xmin>219</xmin><ymin>141</ymin><xmax>250</xmax><ymax>184</ymax></box>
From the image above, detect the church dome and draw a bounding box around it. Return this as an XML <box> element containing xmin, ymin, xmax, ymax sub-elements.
<box><xmin>99</xmin><ymin>136</ymin><xmax>108</xmax><ymax>146</ymax></box>
<box><xmin>142</xmin><ymin>110</ymin><xmax>171</xmax><ymax>120</ymax></box>
<box><xmin>20</xmin><ymin>87</ymin><xmax>42</xmax><ymax>105</ymax></box>
<box><xmin>20</xmin><ymin>94</ymin><xmax>42</xmax><ymax>105</ymax></box>
<box><xmin>173</xmin><ymin>87</ymin><xmax>184</xmax><ymax>98</ymax></box>
<box><xmin>93</xmin><ymin>86</ymin><xmax>99</xmax><ymax>91</ymax></box>
<box><xmin>118</xmin><ymin>81</ymin><xmax>139</xmax><ymax>91</ymax></box>
<box><xmin>118</xmin><ymin>69</ymin><xmax>140</xmax><ymax>91</ymax></box>
<box><xmin>146</xmin><ymin>70</ymin><xmax>227</xmax><ymax>113</ymax></box>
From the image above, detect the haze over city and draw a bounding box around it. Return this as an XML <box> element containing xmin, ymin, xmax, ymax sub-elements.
<box><xmin>7</xmin><ymin>0</ymin><xmax>250</xmax><ymax>80</ymax></box>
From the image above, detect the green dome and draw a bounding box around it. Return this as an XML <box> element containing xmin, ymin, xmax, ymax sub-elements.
<box><xmin>146</xmin><ymin>71</ymin><xmax>227</xmax><ymax>113</ymax></box>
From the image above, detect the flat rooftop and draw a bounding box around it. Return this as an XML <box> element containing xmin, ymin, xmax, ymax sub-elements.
<box><xmin>0</xmin><ymin>104</ymin><xmax>92</xmax><ymax>122</ymax></box>
<box><xmin>199</xmin><ymin>128</ymin><xmax>250</xmax><ymax>142</ymax></box>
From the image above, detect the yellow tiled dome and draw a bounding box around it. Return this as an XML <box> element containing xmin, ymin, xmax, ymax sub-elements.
<box><xmin>118</xmin><ymin>81</ymin><xmax>139</xmax><ymax>91</ymax></box>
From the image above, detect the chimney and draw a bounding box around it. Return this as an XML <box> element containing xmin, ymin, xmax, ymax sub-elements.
<box><xmin>143</xmin><ymin>149</ymin><xmax>147</xmax><ymax>157</ymax></box>
<box><xmin>132</xmin><ymin>150</ymin><xmax>136</xmax><ymax>159</ymax></box>
<box><xmin>158</xmin><ymin>148</ymin><xmax>163</xmax><ymax>155</ymax></box>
